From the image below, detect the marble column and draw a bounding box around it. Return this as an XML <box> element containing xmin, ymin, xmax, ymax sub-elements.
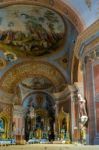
<box><xmin>82</xmin><ymin>50</ymin><xmax>99</xmax><ymax>144</ymax></box>
<box><xmin>13</xmin><ymin>105</ymin><xmax>26</xmax><ymax>143</ymax></box>
<box><xmin>70</xmin><ymin>91</ymin><xmax>79</xmax><ymax>142</ymax></box>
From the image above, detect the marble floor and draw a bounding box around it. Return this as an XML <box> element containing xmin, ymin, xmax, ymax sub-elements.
<box><xmin>0</xmin><ymin>144</ymin><xmax>99</xmax><ymax>150</ymax></box>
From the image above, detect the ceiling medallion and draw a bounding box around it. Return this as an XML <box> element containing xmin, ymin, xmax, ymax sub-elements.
<box><xmin>0</xmin><ymin>58</ymin><xmax>6</xmax><ymax>69</ymax></box>
<box><xmin>4</xmin><ymin>52</ymin><xmax>17</xmax><ymax>62</ymax></box>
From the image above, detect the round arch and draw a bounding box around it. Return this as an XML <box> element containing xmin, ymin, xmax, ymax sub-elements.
<box><xmin>0</xmin><ymin>60</ymin><xmax>66</xmax><ymax>93</ymax></box>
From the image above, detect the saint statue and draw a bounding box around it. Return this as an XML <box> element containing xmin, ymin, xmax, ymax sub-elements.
<box><xmin>78</xmin><ymin>94</ymin><xmax>87</xmax><ymax>117</ymax></box>
<box><xmin>78</xmin><ymin>94</ymin><xmax>88</xmax><ymax>144</ymax></box>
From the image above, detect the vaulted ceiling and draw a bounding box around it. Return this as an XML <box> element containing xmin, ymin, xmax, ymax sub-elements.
<box><xmin>62</xmin><ymin>0</ymin><xmax>98</xmax><ymax>28</ymax></box>
<box><xmin>0</xmin><ymin>0</ymin><xmax>98</xmax><ymax>98</ymax></box>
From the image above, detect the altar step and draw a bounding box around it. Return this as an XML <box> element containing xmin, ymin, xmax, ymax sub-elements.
<box><xmin>0</xmin><ymin>144</ymin><xmax>99</xmax><ymax>150</ymax></box>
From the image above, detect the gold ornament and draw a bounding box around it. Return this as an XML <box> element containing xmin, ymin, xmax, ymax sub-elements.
<box><xmin>0</xmin><ymin>58</ymin><xmax>6</xmax><ymax>69</ymax></box>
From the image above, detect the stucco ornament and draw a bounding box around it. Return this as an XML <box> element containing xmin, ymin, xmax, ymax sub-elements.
<box><xmin>0</xmin><ymin>58</ymin><xmax>6</xmax><ymax>69</ymax></box>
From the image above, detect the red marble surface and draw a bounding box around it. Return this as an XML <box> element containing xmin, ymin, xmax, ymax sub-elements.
<box><xmin>94</xmin><ymin>65</ymin><xmax>99</xmax><ymax>94</ymax></box>
<box><xmin>96</xmin><ymin>102</ymin><xmax>99</xmax><ymax>132</ymax></box>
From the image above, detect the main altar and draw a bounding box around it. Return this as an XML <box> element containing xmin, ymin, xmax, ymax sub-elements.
<box><xmin>24</xmin><ymin>106</ymin><xmax>71</xmax><ymax>144</ymax></box>
<box><xmin>0</xmin><ymin>89</ymin><xmax>88</xmax><ymax>145</ymax></box>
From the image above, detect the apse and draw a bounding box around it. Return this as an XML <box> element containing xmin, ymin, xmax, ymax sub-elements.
<box><xmin>22</xmin><ymin>92</ymin><xmax>55</xmax><ymax>141</ymax></box>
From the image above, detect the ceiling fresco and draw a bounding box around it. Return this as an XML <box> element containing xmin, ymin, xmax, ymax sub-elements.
<box><xmin>21</xmin><ymin>76</ymin><xmax>54</xmax><ymax>90</ymax></box>
<box><xmin>0</xmin><ymin>4</ymin><xmax>65</xmax><ymax>57</ymax></box>
<box><xmin>0</xmin><ymin>0</ymin><xmax>98</xmax><ymax>96</ymax></box>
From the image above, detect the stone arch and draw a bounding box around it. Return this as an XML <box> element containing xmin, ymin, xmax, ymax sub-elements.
<box><xmin>0</xmin><ymin>61</ymin><xmax>66</xmax><ymax>93</ymax></box>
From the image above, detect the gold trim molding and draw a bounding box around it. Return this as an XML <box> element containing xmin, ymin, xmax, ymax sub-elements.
<box><xmin>71</xmin><ymin>20</ymin><xmax>99</xmax><ymax>82</ymax></box>
<box><xmin>0</xmin><ymin>58</ymin><xmax>6</xmax><ymax>70</ymax></box>
<box><xmin>74</xmin><ymin>20</ymin><xmax>99</xmax><ymax>58</ymax></box>
<box><xmin>0</xmin><ymin>60</ymin><xmax>66</xmax><ymax>93</ymax></box>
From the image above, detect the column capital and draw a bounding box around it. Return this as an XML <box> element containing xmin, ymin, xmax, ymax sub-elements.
<box><xmin>80</xmin><ymin>46</ymin><xmax>99</xmax><ymax>67</ymax></box>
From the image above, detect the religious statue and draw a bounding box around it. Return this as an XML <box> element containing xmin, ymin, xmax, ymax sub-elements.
<box><xmin>78</xmin><ymin>94</ymin><xmax>88</xmax><ymax>144</ymax></box>
<box><xmin>78</xmin><ymin>94</ymin><xmax>87</xmax><ymax>117</ymax></box>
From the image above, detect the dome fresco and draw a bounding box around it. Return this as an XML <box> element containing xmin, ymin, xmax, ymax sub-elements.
<box><xmin>0</xmin><ymin>4</ymin><xmax>66</xmax><ymax>57</ymax></box>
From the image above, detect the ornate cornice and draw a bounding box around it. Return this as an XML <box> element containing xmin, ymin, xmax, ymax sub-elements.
<box><xmin>0</xmin><ymin>60</ymin><xmax>66</xmax><ymax>93</ymax></box>
<box><xmin>74</xmin><ymin>20</ymin><xmax>99</xmax><ymax>59</ymax></box>
<box><xmin>0</xmin><ymin>0</ymin><xmax>84</xmax><ymax>32</ymax></box>
<box><xmin>81</xmin><ymin>44</ymin><xmax>99</xmax><ymax>64</ymax></box>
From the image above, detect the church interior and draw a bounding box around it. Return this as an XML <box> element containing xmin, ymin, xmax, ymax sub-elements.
<box><xmin>0</xmin><ymin>0</ymin><xmax>99</xmax><ymax>147</ymax></box>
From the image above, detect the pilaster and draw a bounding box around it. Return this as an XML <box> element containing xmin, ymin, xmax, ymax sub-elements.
<box><xmin>13</xmin><ymin>105</ymin><xmax>26</xmax><ymax>144</ymax></box>
<box><xmin>74</xmin><ymin>20</ymin><xmax>99</xmax><ymax>144</ymax></box>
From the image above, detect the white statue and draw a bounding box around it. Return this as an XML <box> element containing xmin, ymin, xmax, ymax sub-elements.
<box><xmin>78</xmin><ymin>94</ymin><xmax>87</xmax><ymax>116</ymax></box>
<box><xmin>78</xmin><ymin>94</ymin><xmax>88</xmax><ymax>144</ymax></box>
<box><xmin>78</xmin><ymin>94</ymin><xmax>88</xmax><ymax>125</ymax></box>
